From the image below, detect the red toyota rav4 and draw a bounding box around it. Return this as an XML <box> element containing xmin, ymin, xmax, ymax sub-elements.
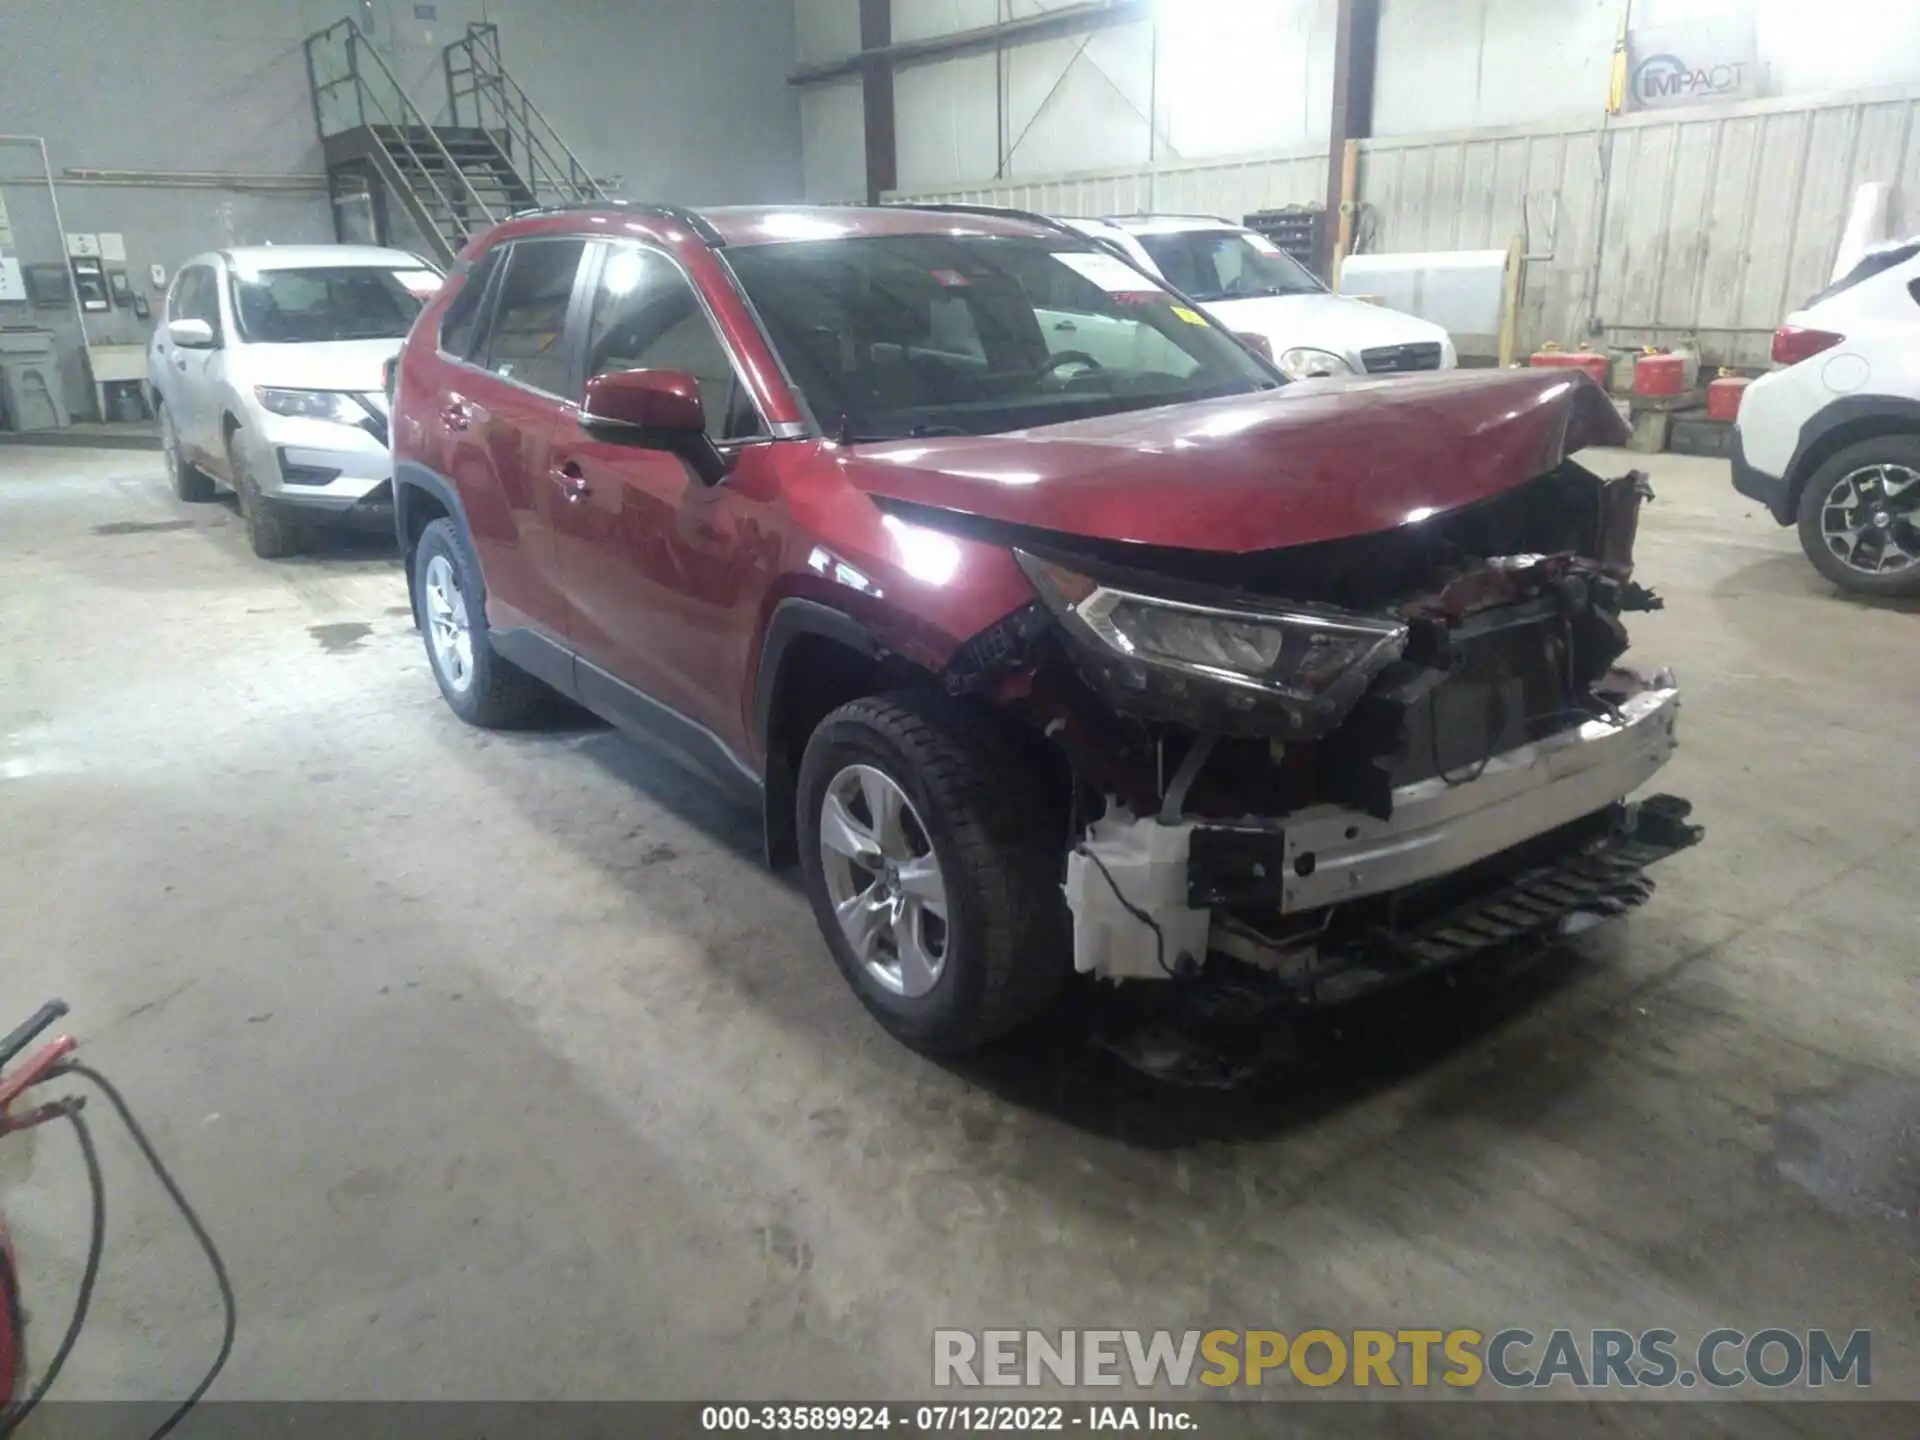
<box><xmin>389</xmin><ymin>202</ymin><xmax>1700</xmax><ymax>1056</ymax></box>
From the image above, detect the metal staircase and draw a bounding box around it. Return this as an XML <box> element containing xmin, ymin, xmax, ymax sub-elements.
<box><xmin>303</xmin><ymin>19</ymin><xmax>604</xmax><ymax>267</ymax></box>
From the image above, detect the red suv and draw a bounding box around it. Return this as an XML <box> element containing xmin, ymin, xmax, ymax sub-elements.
<box><xmin>389</xmin><ymin>202</ymin><xmax>1701</xmax><ymax>1056</ymax></box>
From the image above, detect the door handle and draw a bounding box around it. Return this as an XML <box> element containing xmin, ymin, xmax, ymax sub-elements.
<box><xmin>441</xmin><ymin>399</ymin><xmax>473</xmax><ymax>431</ymax></box>
<box><xmin>173</xmin><ymin>358</ymin><xmax>187</xmax><ymax>371</ymax></box>
<box><xmin>554</xmin><ymin>461</ymin><xmax>590</xmax><ymax>503</ymax></box>
<box><xmin>1052</xmin><ymin>319</ymin><xmax>1077</xmax><ymax>333</ymax></box>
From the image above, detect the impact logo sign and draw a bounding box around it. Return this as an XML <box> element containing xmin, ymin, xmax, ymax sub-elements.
<box><xmin>1626</xmin><ymin>20</ymin><xmax>1759</xmax><ymax>111</ymax></box>
<box><xmin>1631</xmin><ymin>53</ymin><xmax>1750</xmax><ymax>106</ymax></box>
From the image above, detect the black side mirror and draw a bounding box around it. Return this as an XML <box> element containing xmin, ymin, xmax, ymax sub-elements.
<box><xmin>581</xmin><ymin>368</ymin><xmax>729</xmax><ymax>484</ymax></box>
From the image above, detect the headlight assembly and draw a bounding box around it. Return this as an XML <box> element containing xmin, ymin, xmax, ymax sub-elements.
<box><xmin>1016</xmin><ymin>550</ymin><xmax>1408</xmax><ymax>735</ymax></box>
<box><xmin>1276</xmin><ymin>347</ymin><xmax>1355</xmax><ymax>381</ymax></box>
<box><xmin>255</xmin><ymin>387</ymin><xmax>366</xmax><ymax>424</ymax></box>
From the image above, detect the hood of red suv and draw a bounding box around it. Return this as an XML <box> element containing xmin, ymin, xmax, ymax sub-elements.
<box><xmin>836</xmin><ymin>370</ymin><xmax>1627</xmax><ymax>554</ymax></box>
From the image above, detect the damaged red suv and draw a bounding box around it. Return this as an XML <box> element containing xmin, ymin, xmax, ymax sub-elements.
<box><xmin>390</xmin><ymin>202</ymin><xmax>1700</xmax><ymax>1054</ymax></box>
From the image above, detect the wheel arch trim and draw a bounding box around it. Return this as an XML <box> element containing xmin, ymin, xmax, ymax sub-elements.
<box><xmin>1785</xmin><ymin>396</ymin><xmax>1920</xmax><ymax>512</ymax></box>
<box><xmin>395</xmin><ymin>460</ymin><xmax>475</xmax><ymax>616</ymax></box>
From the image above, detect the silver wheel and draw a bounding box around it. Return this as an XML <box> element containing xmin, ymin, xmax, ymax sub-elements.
<box><xmin>818</xmin><ymin>763</ymin><xmax>949</xmax><ymax>998</ymax></box>
<box><xmin>422</xmin><ymin>552</ymin><xmax>474</xmax><ymax>694</ymax></box>
<box><xmin>1820</xmin><ymin>463</ymin><xmax>1920</xmax><ymax>575</ymax></box>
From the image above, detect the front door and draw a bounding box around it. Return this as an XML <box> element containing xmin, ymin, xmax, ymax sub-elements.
<box><xmin>166</xmin><ymin>265</ymin><xmax>223</xmax><ymax>462</ymax></box>
<box><xmin>548</xmin><ymin>240</ymin><xmax>778</xmax><ymax>764</ymax></box>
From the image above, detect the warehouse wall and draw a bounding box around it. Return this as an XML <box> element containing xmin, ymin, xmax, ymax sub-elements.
<box><xmin>1</xmin><ymin>0</ymin><xmax>802</xmax><ymax>418</ymax></box>
<box><xmin>1374</xmin><ymin>0</ymin><xmax>1920</xmax><ymax>136</ymax></box>
<box><xmin>806</xmin><ymin>0</ymin><xmax>1920</xmax><ymax>196</ymax></box>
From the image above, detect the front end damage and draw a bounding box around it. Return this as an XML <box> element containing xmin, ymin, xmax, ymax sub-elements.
<box><xmin>943</xmin><ymin>460</ymin><xmax>1703</xmax><ymax>1005</ymax></box>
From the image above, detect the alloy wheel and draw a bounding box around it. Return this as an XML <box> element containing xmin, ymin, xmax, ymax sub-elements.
<box><xmin>422</xmin><ymin>553</ymin><xmax>474</xmax><ymax>693</ymax></box>
<box><xmin>817</xmin><ymin>764</ymin><xmax>949</xmax><ymax>998</ymax></box>
<box><xmin>1820</xmin><ymin>463</ymin><xmax>1920</xmax><ymax>576</ymax></box>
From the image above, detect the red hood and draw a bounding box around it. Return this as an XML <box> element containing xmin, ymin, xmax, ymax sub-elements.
<box><xmin>835</xmin><ymin>370</ymin><xmax>1627</xmax><ymax>553</ymax></box>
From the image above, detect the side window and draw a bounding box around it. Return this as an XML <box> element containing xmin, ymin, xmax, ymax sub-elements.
<box><xmin>481</xmin><ymin>240</ymin><xmax>587</xmax><ymax>395</ymax></box>
<box><xmin>438</xmin><ymin>246</ymin><xmax>501</xmax><ymax>360</ymax></box>
<box><xmin>582</xmin><ymin>244</ymin><xmax>762</xmax><ymax>440</ymax></box>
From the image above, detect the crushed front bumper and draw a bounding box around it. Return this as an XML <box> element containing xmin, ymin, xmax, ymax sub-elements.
<box><xmin>1270</xmin><ymin>681</ymin><xmax>1680</xmax><ymax>913</ymax></box>
<box><xmin>1067</xmin><ymin>677</ymin><xmax>1696</xmax><ymax>986</ymax></box>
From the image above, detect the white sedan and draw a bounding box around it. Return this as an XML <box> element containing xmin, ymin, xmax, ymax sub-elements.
<box><xmin>1061</xmin><ymin>214</ymin><xmax>1456</xmax><ymax>381</ymax></box>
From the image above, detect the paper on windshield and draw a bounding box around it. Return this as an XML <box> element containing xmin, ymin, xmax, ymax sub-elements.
<box><xmin>1244</xmin><ymin>233</ymin><xmax>1281</xmax><ymax>255</ymax></box>
<box><xmin>394</xmin><ymin>270</ymin><xmax>444</xmax><ymax>298</ymax></box>
<box><xmin>1052</xmin><ymin>250</ymin><xmax>1160</xmax><ymax>295</ymax></box>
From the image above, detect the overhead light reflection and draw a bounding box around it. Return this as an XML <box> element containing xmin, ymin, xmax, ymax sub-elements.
<box><xmin>758</xmin><ymin>212</ymin><xmax>851</xmax><ymax>241</ymax></box>
<box><xmin>881</xmin><ymin>515</ymin><xmax>961</xmax><ymax>586</ymax></box>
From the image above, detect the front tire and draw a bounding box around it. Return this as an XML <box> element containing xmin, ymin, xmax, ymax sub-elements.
<box><xmin>1795</xmin><ymin>437</ymin><xmax>1920</xmax><ymax>597</ymax></box>
<box><xmin>413</xmin><ymin>517</ymin><xmax>544</xmax><ymax>727</ymax></box>
<box><xmin>228</xmin><ymin>432</ymin><xmax>303</xmax><ymax>559</ymax></box>
<box><xmin>797</xmin><ymin>692</ymin><xmax>1068</xmax><ymax>1053</ymax></box>
<box><xmin>161</xmin><ymin>405</ymin><xmax>214</xmax><ymax>502</ymax></box>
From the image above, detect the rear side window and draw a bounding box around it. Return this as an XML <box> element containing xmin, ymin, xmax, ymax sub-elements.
<box><xmin>582</xmin><ymin>244</ymin><xmax>762</xmax><ymax>440</ymax></box>
<box><xmin>1804</xmin><ymin>241</ymin><xmax>1920</xmax><ymax>308</ymax></box>
<box><xmin>480</xmin><ymin>240</ymin><xmax>588</xmax><ymax>395</ymax></box>
<box><xmin>438</xmin><ymin>247</ymin><xmax>502</xmax><ymax>360</ymax></box>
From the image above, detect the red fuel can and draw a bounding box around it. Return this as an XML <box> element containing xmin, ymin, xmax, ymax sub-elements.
<box><xmin>1635</xmin><ymin>351</ymin><xmax>1688</xmax><ymax>398</ymax></box>
<box><xmin>1529</xmin><ymin>347</ymin><xmax>1610</xmax><ymax>386</ymax></box>
<box><xmin>1707</xmin><ymin>374</ymin><xmax>1751</xmax><ymax>422</ymax></box>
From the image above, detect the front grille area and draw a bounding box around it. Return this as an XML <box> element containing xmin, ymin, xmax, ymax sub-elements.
<box><xmin>1361</xmin><ymin>341</ymin><xmax>1443</xmax><ymax>374</ymax></box>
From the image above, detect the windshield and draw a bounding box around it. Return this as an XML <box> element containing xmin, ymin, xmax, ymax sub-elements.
<box><xmin>725</xmin><ymin>234</ymin><xmax>1276</xmax><ymax>441</ymax></box>
<box><xmin>228</xmin><ymin>265</ymin><xmax>441</xmax><ymax>344</ymax></box>
<box><xmin>1136</xmin><ymin>230</ymin><xmax>1323</xmax><ymax>302</ymax></box>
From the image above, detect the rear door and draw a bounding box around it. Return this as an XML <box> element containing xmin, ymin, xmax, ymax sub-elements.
<box><xmin>547</xmin><ymin>239</ymin><xmax>778</xmax><ymax>761</ymax></box>
<box><xmin>433</xmin><ymin>237</ymin><xmax>590</xmax><ymax>640</ymax></box>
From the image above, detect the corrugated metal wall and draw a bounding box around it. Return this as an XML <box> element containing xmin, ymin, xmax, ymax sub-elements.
<box><xmin>887</xmin><ymin>146</ymin><xmax>1326</xmax><ymax>219</ymax></box>
<box><xmin>1362</xmin><ymin>84</ymin><xmax>1920</xmax><ymax>366</ymax></box>
<box><xmin>894</xmin><ymin>83</ymin><xmax>1920</xmax><ymax>367</ymax></box>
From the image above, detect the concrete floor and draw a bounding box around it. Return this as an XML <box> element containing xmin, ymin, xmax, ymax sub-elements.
<box><xmin>0</xmin><ymin>444</ymin><xmax>1915</xmax><ymax>1428</ymax></box>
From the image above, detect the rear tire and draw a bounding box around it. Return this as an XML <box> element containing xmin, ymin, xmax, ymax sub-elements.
<box><xmin>797</xmin><ymin>691</ymin><xmax>1069</xmax><ymax>1053</ymax></box>
<box><xmin>228</xmin><ymin>432</ymin><xmax>303</xmax><ymax>559</ymax></box>
<box><xmin>1795</xmin><ymin>436</ymin><xmax>1920</xmax><ymax>597</ymax></box>
<box><xmin>413</xmin><ymin>517</ymin><xmax>545</xmax><ymax>727</ymax></box>
<box><xmin>161</xmin><ymin>405</ymin><xmax>214</xmax><ymax>502</ymax></box>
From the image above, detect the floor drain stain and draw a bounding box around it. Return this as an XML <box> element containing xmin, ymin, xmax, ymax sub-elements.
<box><xmin>309</xmin><ymin>621</ymin><xmax>373</xmax><ymax>653</ymax></box>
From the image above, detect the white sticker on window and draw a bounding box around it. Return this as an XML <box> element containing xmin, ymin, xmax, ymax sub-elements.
<box><xmin>394</xmin><ymin>269</ymin><xmax>444</xmax><ymax>297</ymax></box>
<box><xmin>1244</xmin><ymin>233</ymin><xmax>1281</xmax><ymax>255</ymax></box>
<box><xmin>1052</xmin><ymin>250</ymin><xmax>1159</xmax><ymax>294</ymax></box>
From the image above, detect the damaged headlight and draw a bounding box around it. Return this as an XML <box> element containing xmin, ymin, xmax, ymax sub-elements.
<box><xmin>1016</xmin><ymin>551</ymin><xmax>1408</xmax><ymax>734</ymax></box>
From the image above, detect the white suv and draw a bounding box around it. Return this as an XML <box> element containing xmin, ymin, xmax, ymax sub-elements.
<box><xmin>1733</xmin><ymin>237</ymin><xmax>1920</xmax><ymax>597</ymax></box>
<box><xmin>148</xmin><ymin>245</ymin><xmax>441</xmax><ymax>557</ymax></box>
<box><xmin>1063</xmin><ymin>214</ymin><xmax>1456</xmax><ymax>381</ymax></box>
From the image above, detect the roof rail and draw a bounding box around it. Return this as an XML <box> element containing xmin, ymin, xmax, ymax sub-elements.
<box><xmin>508</xmin><ymin>198</ymin><xmax>726</xmax><ymax>247</ymax></box>
<box><xmin>880</xmin><ymin>201</ymin><xmax>1090</xmax><ymax>243</ymax></box>
<box><xmin>1101</xmin><ymin>211</ymin><xmax>1237</xmax><ymax>226</ymax></box>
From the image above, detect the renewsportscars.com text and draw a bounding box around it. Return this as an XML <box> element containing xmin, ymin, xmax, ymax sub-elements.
<box><xmin>933</xmin><ymin>1327</ymin><xmax>1872</xmax><ymax>1391</ymax></box>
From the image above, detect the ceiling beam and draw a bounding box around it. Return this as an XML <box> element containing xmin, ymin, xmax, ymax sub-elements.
<box><xmin>789</xmin><ymin>0</ymin><xmax>1151</xmax><ymax>87</ymax></box>
<box><xmin>860</xmin><ymin>0</ymin><xmax>896</xmax><ymax>202</ymax></box>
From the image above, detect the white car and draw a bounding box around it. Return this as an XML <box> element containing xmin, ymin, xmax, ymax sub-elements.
<box><xmin>1733</xmin><ymin>237</ymin><xmax>1920</xmax><ymax>597</ymax></box>
<box><xmin>1062</xmin><ymin>214</ymin><xmax>1456</xmax><ymax>381</ymax></box>
<box><xmin>148</xmin><ymin>245</ymin><xmax>442</xmax><ymax>557</ymax></box>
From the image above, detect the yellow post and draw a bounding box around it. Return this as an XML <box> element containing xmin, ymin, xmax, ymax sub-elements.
<box><xmin>1331</xmin><ymin>138</ymin><xmax>1359</xmax><ymax>292</ymax></box>
<box><xmin>1607</xmin><ymin>0</ymin><xmax>1633</xmax><ymax>116</ymax></box>
<box><xmin>1498</xmin><ymin>234</ymin><xmax>1524</xmax><ymax>368</ymax></box>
